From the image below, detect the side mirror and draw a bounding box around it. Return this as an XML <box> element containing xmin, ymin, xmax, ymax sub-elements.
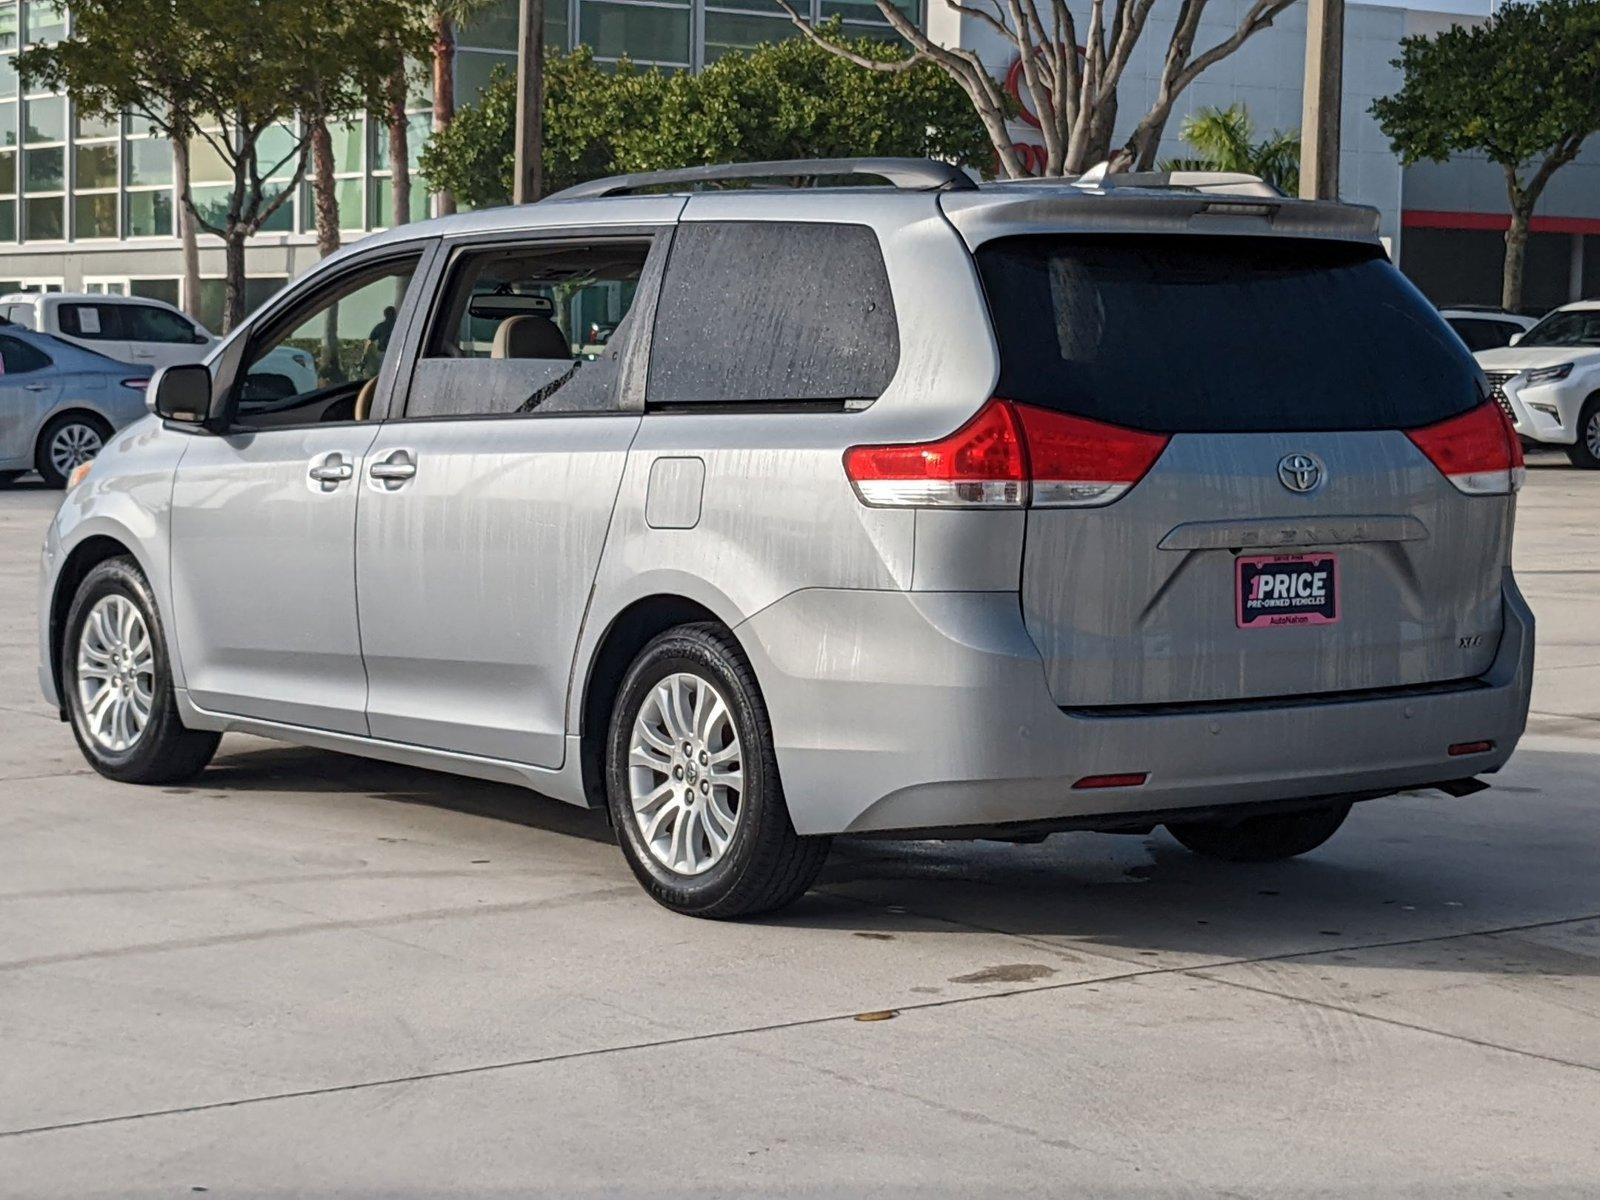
<box><xmin>1508</xmin><ymin>332</ymin><xmax>1523</xmax><ymax>347</ymax></box>
<box><xmin>149</xmin><ymin>362</ymin><xmax>214</xmax><ymax>426</ymax></box>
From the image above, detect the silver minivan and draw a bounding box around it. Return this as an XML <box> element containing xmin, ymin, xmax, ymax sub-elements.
<box><xmin>37</xmin><ymin>159</ymin><xmax>1534</xmax><ymax>917</ymax></box>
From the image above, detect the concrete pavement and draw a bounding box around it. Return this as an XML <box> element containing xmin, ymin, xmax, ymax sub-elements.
<box><xmin>2</xmin><ymin>456</ymin><xmax>1598</xmax><ymax>1197</ymax></box>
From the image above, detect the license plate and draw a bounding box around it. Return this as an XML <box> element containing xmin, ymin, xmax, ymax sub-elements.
<box><xmin>1236</xmin><ymin>553</ymin><xmax>1338</xmax><ymax>629</ymax></box>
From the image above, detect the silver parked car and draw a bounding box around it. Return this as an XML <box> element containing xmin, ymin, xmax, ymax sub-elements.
<box><xmin>0</xmin><ymin>323</ymin><xmax>152</xmax><ymax>487</ymax></box>
<box><xmin>37</xmin><ymin>159</ymin><xmax>1534</xmax><ymax>918</ymax></box>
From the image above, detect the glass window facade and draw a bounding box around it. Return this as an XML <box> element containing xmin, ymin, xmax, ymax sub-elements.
<box><xmin>456</xmin><ymin>0</ymin><xmax>919</xmax><ymax>76</ymax></box>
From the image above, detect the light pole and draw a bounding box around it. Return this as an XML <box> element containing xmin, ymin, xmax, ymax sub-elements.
<box><xmin>513</xmin><ymin>0</ymin><xmax>545</xmax><ymax>204</ymax></box>
<box><xmin>1299</xmin><ymin>0</ymin><xmax>1344</xmax><ymax>200</ymax></box>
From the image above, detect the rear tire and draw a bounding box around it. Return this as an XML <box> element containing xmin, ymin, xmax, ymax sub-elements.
<box><xmin>62</xmin><ymin>556</ymin><xmax>219</xmax><ymax>784</ymax></box>
<box><xmin>1167</xmin><ymin>802</ymin><xmax>1351</xmax><ymax>863</ymax></box>
<box><xmin>1564</xmin><ymin>397</ymin><xmax>1600</xmax><ymax>469</ymax></box>
<box><xmin>36</xmin><ymin>412</ymin><xmax>111</xmax><ymax>488</ymax></box>
<box><xmin>606</xmin><ymin>622</ymin><xmax>829</xmax><ymax>918</ymax></box>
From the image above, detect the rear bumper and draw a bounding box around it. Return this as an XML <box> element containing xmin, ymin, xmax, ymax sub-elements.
<box><xmin>738</xmin><ymin>579</ymin><xmax>1534</xmax><ymax>837</ymax></box>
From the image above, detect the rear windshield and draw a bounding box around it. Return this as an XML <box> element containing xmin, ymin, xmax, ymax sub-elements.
<box><xmin>975</xmin><ymin>235</ymin><xmax>1481</xmax><ymax>433</ymax></box>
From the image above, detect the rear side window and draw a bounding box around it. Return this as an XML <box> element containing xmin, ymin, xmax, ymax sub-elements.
<box><xmin>58</xmin><ymin>302</ymin><xmax>123</xmax><ymax>341</ymax></box>
<box><xmin>648</xmin><ymin>221</ymin><xmax>899</xmax><ymax>406</ymax></box>
<box><xmin>1448</xmin><ymin>317</ymin><xmax>1516</xmax><ymax>352</ymax></box>
<box><xmin>0</xmin><ymin>334</ymin><xmax>51</xmax><ymax>373</ymax></box>
<box><xmin>976</xmin><ymin>235</ymin><xmax>1481</xmax><ymax>433</ymax></box>
<box><xmin>122</xmin><ymin>303</ymin><xmax>199</xmax><ymax>343</ymax></box>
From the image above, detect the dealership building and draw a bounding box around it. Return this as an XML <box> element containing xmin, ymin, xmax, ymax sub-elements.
<box><xmin>0</xmin><ymin>0</ymin><xmax>1594</xmax><ymax>328</ymax></box>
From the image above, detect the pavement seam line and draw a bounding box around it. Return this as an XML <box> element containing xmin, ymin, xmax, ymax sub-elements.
<box><xmin>5</xmin><ymin>908</ymin><xmax>1600</xmax><ymax>1141</ymax></box>
<box><xmin>1187</xmin><ymin>970</ymin><xmax>1600</xmax><ymax>1076</ymax></box>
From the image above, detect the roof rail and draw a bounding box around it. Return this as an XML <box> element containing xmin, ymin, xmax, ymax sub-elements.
<box><xmin>544</xmin><ymin>157</ymin><xmax>977</xmax><ymax>201</ymax></box>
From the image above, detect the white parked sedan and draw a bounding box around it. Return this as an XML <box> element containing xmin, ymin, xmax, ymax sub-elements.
<box><xmin>0</xmin><ymin>292</ymin><xmax>318</xmax><ymax>394</ymax></box>
<box><xmin>1475</xmin><ymin>301</ymin><xmax>1600</xmax><ymax>468</ymax></box>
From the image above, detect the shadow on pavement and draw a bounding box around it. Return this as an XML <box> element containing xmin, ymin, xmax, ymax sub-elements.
<box><xmin>184</xmin><ymin>740</ymin><xmax>1600</xmax><ymax>977</ymax></box>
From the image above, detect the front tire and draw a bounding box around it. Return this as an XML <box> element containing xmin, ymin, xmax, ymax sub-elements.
<box><xmin>62</xmin><ymin>556</ymin><xmax>219</xmax><ymax>783</ymax></box>
<box><xmin>36</xmin><ymin>412</ymin><xmax>111</xmax><ymax>488</ymax></box>
<box><xmin>606</xmin><ymin>623</ymin><xmax>829</xmax><ymax>918</ymax></box>
<box><xmin>1167</xmin><ymin>802</ymin><xmax>1351</xmax><ymax>863</ymax></box>
<box><xmin>1564</xmin><ymin>397</ymin><xmax>1600</xmax><ymax>470</ymax></box>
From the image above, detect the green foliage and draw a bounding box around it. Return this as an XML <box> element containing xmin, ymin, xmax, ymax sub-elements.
<box><xmin>421</xmin><ymin>31</ymin><xmax>988</xmax><ymax>207</ymax></box>
<box><xmin>1371</xmin><ymin>0</ymin><xmax>1600</xmax><ymax>174</ymax></box>
<box><xmin>1161</xmin><ymin>104</ymin><xmax>1300</xmax><ymax>193</ymax></box>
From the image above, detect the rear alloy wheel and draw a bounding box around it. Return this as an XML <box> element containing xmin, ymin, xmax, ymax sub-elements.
<box><xmin>63</xmin><ymin>556</ymin><xmax>219</xmax><ymax>783</ymax></box>
<box><xmin>1167</xmin><ymin>802</ymin><xmax>1352</xmax><ymax>863</ymax></box>
<box><xmin>1565</xmin><ymin>398</ymin><xmax>1600</xmax><ymax>470</ymax></box>
<box><xmin>36</xmin><ymin>413</ymin><xmax>110</xmax><ymax>488</ymax></box>
<box><xmin>606</xmin><ymin>623</ymin><xmax>829</xmax><ymax>918</ymax></box>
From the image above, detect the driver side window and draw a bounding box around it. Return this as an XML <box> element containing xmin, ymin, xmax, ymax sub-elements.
<box><xmin>235</xmin><ymin>258</ymin><xmax>419</xmax><ymax>430</ymax></box>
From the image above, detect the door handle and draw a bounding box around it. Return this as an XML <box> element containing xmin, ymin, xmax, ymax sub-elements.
<box><xmin>308</xmin><ymin>453</ymin><xmax>354</xmax><ymax>490</ymax></box>
<box><xmin>369</xmin><ymin>450</ymin><xmax>416</xmax><ymax>489</ymax></box>
<box><xmin>24</xmin><ymin>383</ymin><xmax>49</xmax><ymax>392</ymax></box>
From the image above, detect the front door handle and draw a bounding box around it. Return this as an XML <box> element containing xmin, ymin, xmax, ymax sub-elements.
<box><xmin>369</xmin><ymin>449</ymin><xmax>417</xmax><ymax>489</ymax></box>
<box><xmin>24</xmin><ymin>383</ymin><xmax>49</xmax><ymax>392</ymax></box>
<box><xmin>308</xmin><ymin>452</ymin><xmax>354</xmax><ymax>490</ymax></box>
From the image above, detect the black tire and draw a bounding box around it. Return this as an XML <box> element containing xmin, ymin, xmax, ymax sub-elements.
<box><xmin>1166</xmin><ymin>802</ymin><xmax>1352</xmax><ymax>863</ymax></box>
<box><xmin>35</xmin><ymin>412</ymin><xmax>111</xmax><ymax>488</ymax></box>
<box><xmin>1564</xmin><ymin>397</ymin><xmax>1600</xmax><ymax>470</ymax></box>
<box><xmin>62</xmin><ymin>556</ymin><xmax>219</xmax><ymax>784</ymax></box>
<box><xmin>605</xmin><ymin>622</ymin><xmax>829</xmax><ymax>918</ymax></box>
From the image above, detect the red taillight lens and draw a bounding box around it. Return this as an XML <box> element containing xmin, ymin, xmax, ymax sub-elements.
<box><xmin>1406</xmin><ymin>402</ymin><xmax>1525</xmax><ymax>496</ymax></box>
<box><xmin>1015</xmin><ymin>404</ymin><xmax>1171</xmax><ymax>508</ymax></box>
<box><xmin>843</xmin><ymin>399</ymin><xmax>1027</xmax><ymax>508</ymax></box>
<box><xmin>843</xmin><ymin>399</ymin><xmax>1169</xmax><ymax>509</ymax></box>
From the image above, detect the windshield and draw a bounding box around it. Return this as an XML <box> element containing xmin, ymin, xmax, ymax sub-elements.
<box><xmin>1518</xmin><ymin>309</ymin><xmax>1600</xmax><ymax>348</ymax></box>
<box><xmin>975</xmin><ymin>234</ymin><xmax>1482</xmax><ymax>433</ymax></box>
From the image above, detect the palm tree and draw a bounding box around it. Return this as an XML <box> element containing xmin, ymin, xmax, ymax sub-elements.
<box><xmin>429</xmin><ymin>0</ymin><xmax>497</xmax><ymax>214</ymax></box>
<box><xmin>1161</xmin><ymin>104</ymin><xmax>1300</xmax><ymax>195</ymax></box>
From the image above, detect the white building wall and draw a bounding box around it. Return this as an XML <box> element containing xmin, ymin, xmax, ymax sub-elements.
<box><xmin>939</xmin><ymin>0</ymin><xmax>1438</xmax><ymax>245</ymax></box>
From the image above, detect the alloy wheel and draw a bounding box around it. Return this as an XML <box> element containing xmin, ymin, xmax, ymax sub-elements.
<box><xmin>1587</xmin><ymin>409</ymin><xmax>1600</xmax><ymax>460</ymax></box>
<box><xmin>76</xmin><ymin>594</ymin><xmax>155</xmax><ymax>752</ymax></box>
<box><xmin>627</xmin><ymin>672</ymin><xmax>744</xmax><ymax>875</ymax></box>
<box><xmin>50</xmin><ymin>422</ymin><xmax>103</xmax><ymax>478</ymax></box>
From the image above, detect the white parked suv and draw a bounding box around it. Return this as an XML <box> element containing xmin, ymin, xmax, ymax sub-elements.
<box><xmin>0</xmin><ymin>292</ymin><xmax>317</xmax><ymax>393</ymax></box>
<box><xmin>1474</xmin><ymin>300</ymin><xmax>1600</xmax><ymax>468</ymax></box>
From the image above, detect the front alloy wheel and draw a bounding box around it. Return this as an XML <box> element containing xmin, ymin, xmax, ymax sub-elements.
<box><xmin>76</xmin><ymin>594</ymin><xmax>155</xmax><ymax>752</ymax></box>
<box><xmin>1567</xmin><ymin>399</ymin><xmax>1600</xmax><ymax>470</ymax></box>
<box><xmin>63</xmin><ymin>556</ymin><xmax>219</xmax><ymax>783</ymax></box>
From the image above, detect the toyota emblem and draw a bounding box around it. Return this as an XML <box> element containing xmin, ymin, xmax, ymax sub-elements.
<box><xmin>1277</xmin><ymin>453</ymin><xmax>1324</xmax><ymax>494</ymax></box>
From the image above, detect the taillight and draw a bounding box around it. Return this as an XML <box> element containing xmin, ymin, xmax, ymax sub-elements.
<box><xmin>843</xmin><ymin>399</ymin><xmax>1026</xmax><ymax>508</ymax></box>
<box><xmin>1015</xmin><ymin>405</ymin><xmax>1171</xmax><ymax>507</ymax></box>
<box><xmin>1406</xmin><ymin>402</ymin><xmax>1525</xmax><ymax>496</ymax></box>
<box><xmin>843</xmin><ymin>399</ymin><xmax>1169</xmax><ymax>509</ymax></box>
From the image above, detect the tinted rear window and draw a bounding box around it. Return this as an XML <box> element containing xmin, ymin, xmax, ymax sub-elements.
<box><xmin>976</xmin><ymin>235</ymin><xmax>1481</xmax><ymax>433</ymax></box>
<box><xmin>648</xmin><ymin>221</ymin><xmax>899</xmax><ymax>406</ymax></box>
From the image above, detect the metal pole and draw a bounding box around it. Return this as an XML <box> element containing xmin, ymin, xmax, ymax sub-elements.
<box><xmin>513</xmin><ymin>0</ymin><xmax>545</xmax><ymax>204</ymax></box>
<box><xmin>1299</xmin><ymin>0</ymin><xmax>1344</xmax><ymax>201</ymax></box>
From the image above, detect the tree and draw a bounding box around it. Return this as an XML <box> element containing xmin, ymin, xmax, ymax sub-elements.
<box><xmin>420</xmin><ymin>38</ymin><xmax>987</xmax><ymax>207</ymax></box>
<box><xmin>775</xmin><ymin>0</ymin><xmax>1300</xmax><ymax>177</ymax></box>
<box><xmin>1372</xmin><ymin>0</ymin><xmax>1600</xmax><ymax>310</ymax></box>
<box><xmin>298</xmin><ymin>0</ymin><xmax>429</xmax><ymax>258</ymax></box>
<box><xmin>22</xmin><ymin>0</ymin><xmax>313</xmax><ymax>330</ymax></box>
<box><xmin>428</xmin><ymin>0</ymin><xmax>499</xmax><ymax>214</ymax></box>
<box><xmin>1160</xmin><ymin>103</ymin><xmax>1300</xmax><ymax>193</ymax></box>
